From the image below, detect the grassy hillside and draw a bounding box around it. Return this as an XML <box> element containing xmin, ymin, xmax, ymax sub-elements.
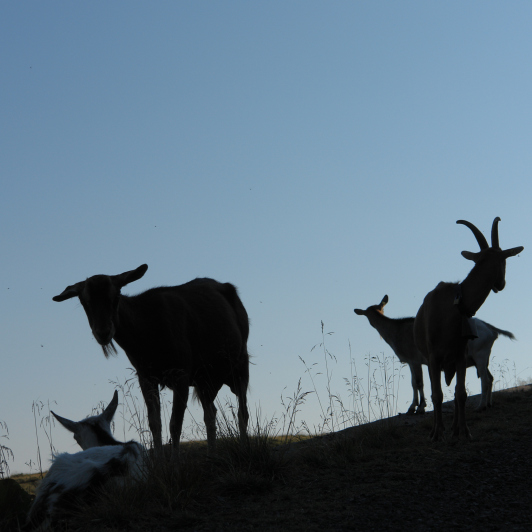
<box><xmin>5</xmin><ymin>385</ymin><xmax>532</xmax><ymax>531</ymax></box>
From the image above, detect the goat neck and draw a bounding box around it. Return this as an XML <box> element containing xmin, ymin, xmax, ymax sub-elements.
<box><xmin>456</xmin><ymin>258</ymin><xmax>499</xmax><ymax>317</ymax></box>
<box><xmin>365</xmin><ymin>309</ymin><xmax>397</xmax><ymax>345</ymax></box>
<box><xmin>109</xmin><ymin>294</ymin><xmax>155</xmax><ymax>366</ymax></box>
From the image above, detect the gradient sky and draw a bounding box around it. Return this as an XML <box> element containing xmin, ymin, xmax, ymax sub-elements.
<box><xmin>2</xmin><ymin>1</ymin><xmax>531</xmax><ymax>474</ymax></box>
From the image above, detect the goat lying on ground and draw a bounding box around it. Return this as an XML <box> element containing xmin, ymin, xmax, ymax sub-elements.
<box><xmin>354</xmin><ymin>295</ymin><xmax>515</xmax><ymax>414</ymax></box>
<box><xmin>53</xmin><ymin>265</ymin><xmax>250</xmax><ymax>454</ymax></box>
<box><xmin>414</xmin><ymin>217</ymin><xmax>523</xmax><ymax>441</ymax></box>
<box><xmin>27</xmin><ymin>391</ymin><xmax>144</xmax><ymax>530</ymax></box>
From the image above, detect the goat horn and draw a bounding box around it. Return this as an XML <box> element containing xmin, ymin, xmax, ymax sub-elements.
<box><xmin>491</xmin><ymin>217</ymin><xmax>501</xmax><ymax>249</ymax></box>
<box><xmin>456</xmin><ymin>220</ymin><xmax>489</xmax><ymax>250</ymax></box>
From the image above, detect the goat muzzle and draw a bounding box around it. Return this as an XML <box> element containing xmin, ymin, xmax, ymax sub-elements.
<box><xmin>93</xmin><ymin>326</ymin><xmax>115</xmax><ymax>346</ymax></box>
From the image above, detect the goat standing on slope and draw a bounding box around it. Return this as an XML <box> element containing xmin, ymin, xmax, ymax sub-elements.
<box><xmin>27</xmin><ymin>391</ymin><xmax>144</xmax><ymax>529</ymax></box>
<box><xmin>413</xmin><ymin>218</ymin><xmax>523</xmax><ymax>441</ymax></box>
<box><xmin>355</xmin><ymin>296</ymin><xmax>426</xmax><ymax>415</ymax></box>
<box><xmin>53</xmin><ymin>265</ymin><xmax>250</xmax><ymax>453</ymax></box>
<box><xmin>354</xmin><ymin>295</ymin><xmax>515</xmax><ymax>414</ymax></box>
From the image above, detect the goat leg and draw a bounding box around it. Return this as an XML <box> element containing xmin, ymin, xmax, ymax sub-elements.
<box><xmin>451</xmin><ymin>361</ymin><xmax>471</xmax><ymax>440</ymax></box>
<box><xmin>429</xmin><ymin>362</ymin><xmax>445</xmax><ymax>441</ymax></box>
<box><xmin>138</xmin><ymin>377</ymin><xmax>163</xmax><ymax>450</ymax></box>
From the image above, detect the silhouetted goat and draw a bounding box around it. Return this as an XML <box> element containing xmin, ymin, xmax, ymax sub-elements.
<box><xmin>355</xmin><ymin>294</ymin><xmax>515</xmax><ymax>414</ymax></box>
<box><xmin>414</xmin><ymin>218</ymin><xmax>523</xmax><ymax>441</ymax></box>
<box><xmin>26</xmin><ymin>391</ymin><xmax>144</xmax><ymax>530</ymax></box>
<box><xmin>53</xmin><ymin>265</ymin><xmax>250</xmax><ymax>452</ymax></box>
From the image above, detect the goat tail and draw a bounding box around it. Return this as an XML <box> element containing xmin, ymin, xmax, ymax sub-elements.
<box><xmin>219</xmin><ymin>282</ymin><xmax>240</xmax><ymax>306</ymax></box>
<box><xmin>484</xmin><ymin>322</ymin><xmax>516</xmax><ymax>341</ymax></box>
<box><xmin>220</xmin><ymin>282</ymin><xmax>250</xmax><ymax>344</ymax></box>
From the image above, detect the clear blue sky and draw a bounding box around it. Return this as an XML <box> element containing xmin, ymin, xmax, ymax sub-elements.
<box><xmin>2</xmin><ymin>1</ymin><xmax>531</xmax><ymax>474</ymax></box>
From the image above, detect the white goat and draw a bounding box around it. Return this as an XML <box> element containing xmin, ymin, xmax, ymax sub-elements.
<box><xmin>26</xmin><ymin>391</ymin><xmax>145</xmax><ymax>530</ymax></box>
<box><xmin>468</xmin><ymin>318</ymin><xmax>515</xmax><ymax>410</ymax></box>
<box><xmin>354</xmin><ymin>295</ymin><xmax>514</xmax><ymax>414</ymax></box>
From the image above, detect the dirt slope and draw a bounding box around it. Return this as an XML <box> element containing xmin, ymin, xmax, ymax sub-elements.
<box><xmin>11</xmin><ymin>386</ymin><xmax>532</xmax><ymax>531</ymax></box>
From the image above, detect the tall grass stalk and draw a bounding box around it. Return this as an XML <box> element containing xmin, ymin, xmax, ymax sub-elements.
<box><xmin>0</xmin><ymin>420</ymin><xmax>14</xmax><ymax>479</ymax></box>
<box><xmin>491</xmin><ymin>357</ymin><xmax>518</xmax><ymax>392</ymax></box>
<box><xmin>110</xmin><ymin>374</ymin><xmax>156</xmax><ymax>448</ymax></box>
<box><xmin>30</xmin><ymin>400</ymin><xmax>44</xmax><ymax>477</ymax></box>
<box><xmin>301</xmin><ymin>322</ymin><xmax>404</xmax><ymax>435</ymax></box>
<box><xmin>279</xmin><ymin>378</ymin><xmax>313</xmax><ymax>442</ymax></box>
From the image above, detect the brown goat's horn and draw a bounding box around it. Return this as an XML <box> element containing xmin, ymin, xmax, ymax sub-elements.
<box><xmin>491</xmin><ymin>217</ymin><xmax>501</xmax><ymax>249</ymax></box>
<box><xmin>456</xmin><ymin>220</ymin><xmax>489</xmax><ymax>250</ymax></box>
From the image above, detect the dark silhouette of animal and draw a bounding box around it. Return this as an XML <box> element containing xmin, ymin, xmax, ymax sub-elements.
<box><xmin>53</xmin><ymin>265</ymin><xmax>250</xmax><ymax>452</ymax></box>
<box><xmin>355</xmin><ymin>295</ymin><xmax>427</xmax><ymax>414</ymax></box>
<box><xmin>355</xmin><ymin>294</ymin><xmax>515</xmax><ymax>414</ymax></box>
<box><xmin>413</xmin><ymin>218</ymin><xmax>523</xmax><ymax>441</ymax></box>
<box><xmin>27</xmin><ymin>391</ymin><xmax>144</xmax><ymax>530</ymax></box>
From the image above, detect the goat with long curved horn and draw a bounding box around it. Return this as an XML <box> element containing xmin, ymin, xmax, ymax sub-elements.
<box><xmin>414</xmin><ymin>217</ymin><xmax>523</xmax><ymax>441</ymax></box>
<box><xmin>354</xmin><ymin>294</ymin><xmax>515</xmax><ymax>415</ymax></box>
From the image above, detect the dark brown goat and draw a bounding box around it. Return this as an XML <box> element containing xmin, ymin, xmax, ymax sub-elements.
<box><xmin>53</xmin><ymin>265</ymin><xmax>250</xmax><ymax>452</ymax></box>
<box><xmin>355</xmin><ymin>294</ymin><xmax>515</xmax><ymax>415</ymax></box>
<box><xmin>413</xmin><ymin>218</ymin><xmax>523</xmax><ymax>441</ymax></box>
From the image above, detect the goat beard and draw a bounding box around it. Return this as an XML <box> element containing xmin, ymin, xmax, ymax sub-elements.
<box><xmin>101</xmin><ymin>341</ymin><xmax>118</xmax><ymax>358</ymax></box>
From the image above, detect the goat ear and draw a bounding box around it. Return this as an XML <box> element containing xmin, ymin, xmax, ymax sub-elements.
<box><xmin>51</xmin><ymin>411</ymin><xmax>79</xmax><ymax>433</ymax></box>
<box><xmin>461</xmin><ymin>250</ymin><xmax>480</xmax><ymax>262</ymax></box>
<box><xmin>502</xmin><ymin>246</ymin><xmax>524</xmax><ymax>259</ymax></box>
<box><xmin>53</xmin><ymin>281</ymin><xmax>85</xmax><ymax>302</ymax></box>
<box><xmin>113</xmin><ymin>264</ymin><xmax>148</xmax><ymax>289</ymax></box>
<box><xmin>354</xmin><ymin>308</ymin><xmax>365</xmax><ymax>315</ymax></box>
<box><xmin>102</xmin><ymin>390</ymin><xmax>119</xmax><ymax>423</ymax></box>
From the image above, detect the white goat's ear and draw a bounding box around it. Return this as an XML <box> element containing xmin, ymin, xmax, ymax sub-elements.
<box><xmin>113</xmin><ymin>264</ymin><xmax>148</xmax><ymax>289</ymax></box>
<box><xmin>51</xmin><ymin>411</ymin><xmax>79</xmax><ymax>433</ymax></box>
<box><xmin>53</xmin><ymin>281</ymin><xmax>85</xmax><ymax>302</ymax></box>
<box><xmin>461</xmin><ymin>250</ymin><xmax>480</xmax><ymax>262</ymax></box>
<box><xmin>102</xmin><ymin>390</ymin><xmax>119</xmax><ymax>423</ymax></box>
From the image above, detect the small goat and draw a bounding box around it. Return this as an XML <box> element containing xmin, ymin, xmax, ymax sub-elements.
<box><xmin>354</xmin><ymin>295</ymin><xmax>515</xmax><ymax>414</ymax></box>
<box><xmin>27</xmin><ymin>391</ymin><xmax>144</xmax><ymax>529</ymax></box>
<box><xmin>53</xmin><ymin>265</ymin><xmax>250</xmax><ymax>453</ymax></box>
<box><xmin>355</xmin><ymin>296</ymin><xmax>427</xmax><ymax>415</ymax></box>
<box><xmin>414</xmin><ymin>218</ymin><xmax>523</xmax><ymax>441</ymax></box>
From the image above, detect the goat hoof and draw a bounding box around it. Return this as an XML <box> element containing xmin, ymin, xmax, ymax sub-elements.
<box><xmin>415</xmin><ymin>407</ymin><xmax>425</xmax><ymax>415</ymax></box>
<box><xmin>429</xmin><ymin>432</ymin><xmax>443</xmax><ymax>442</ymax></box>
<box><xmin>451</xmin><ymin>428</ymin><xmax>472</xmax><ymax>441</ymax></box>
